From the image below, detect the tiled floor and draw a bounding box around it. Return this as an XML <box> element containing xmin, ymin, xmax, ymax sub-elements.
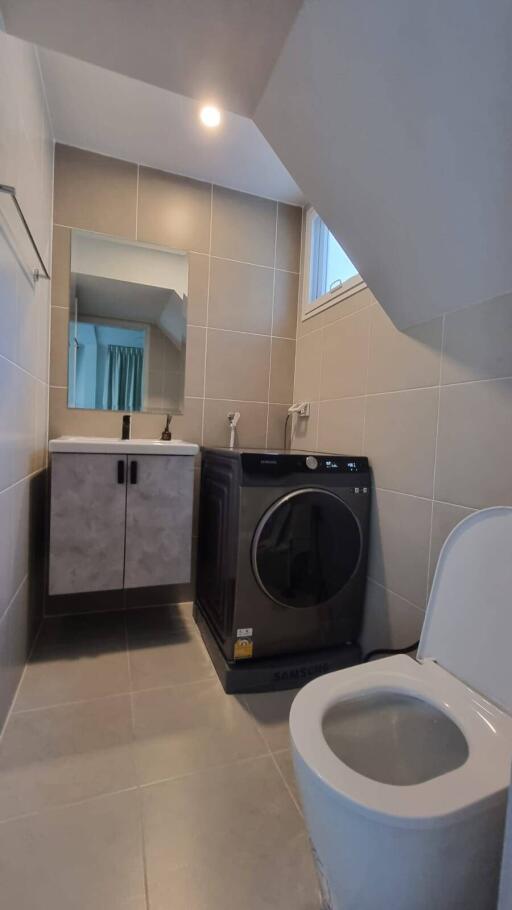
<box><xmin>0</xmin><ymin>605</ymin><xmax>320</xmax><ymax>909</ymax></box>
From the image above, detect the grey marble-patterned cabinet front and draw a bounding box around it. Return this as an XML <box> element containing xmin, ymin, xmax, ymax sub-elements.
<box><xmin>124</xmin><ymin>455</ymin><xmax>194</xmax><ymax>589</ymax></box>
<box><xmin>49</xmin><ymin>454</ymin><xmax>127</xmax><ymax>595</ymax></box>
<box><xmin>49</xmin><ymin>454</ymin><xmax>195</xmax><ymax>595</ymax></box>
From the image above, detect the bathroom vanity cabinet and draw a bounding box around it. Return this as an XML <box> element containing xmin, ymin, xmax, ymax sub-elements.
<box><xmin>48</xmin><ymin>438</ymin><xmax>198</xmax><ymax>595</ymax></box>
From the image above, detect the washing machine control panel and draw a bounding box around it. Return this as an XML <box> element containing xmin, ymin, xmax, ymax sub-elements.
<box><xmin>240</xmin><ymin>452</ymin><xmax>369</xmax><ymax>477</ymax></box>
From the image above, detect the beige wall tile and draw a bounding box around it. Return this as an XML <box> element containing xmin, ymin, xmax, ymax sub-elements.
<box><xmin>203</xmin><ymin>399</ymin><xmax>267</xmax><ymax>448</ymax></box>
<box><xmin>360</xmin><ymin>579</ymin><xmax>424</xmax><ymax>654</ymax></box>
<box><xmin>441</xmin><ymin>292</ymin><xmax>512</xmax><ymax>384</ymax></box>
<box><xmin>49</xmin><ymin>387</ymin><xmax>120</xmax><ymax>440</ymax></box>
<box><xmin>275</xmin><ymin>203</ymin><xmax>302</xmax><ymax>272</ymax></box>
<box><xmin>294</xmin><ymin>329</ymin><xmax>322</xmax><ymax>402</ymax></box>
<box><xmin>367</xmin><ymin>305</ymin><xmax>442</xmax><ymax>393</ymax></box>
<box><xmin>50</xmin><ymin>390</ymin><xmax>203</xmax><ymax>444</ymax></box>
<box><xmin>49</xmin><ymin>306</ymin><xmax>69</xmax><ymax>387</ymax></box>
<box><xmin>428</xmin><ymin>501</ymin><xmax>474</xmax><ymax>590</ymax></box>
<box><xmin>51</xmin><ymin>226</ymin><xmax>70</xmax><ymax>310</ymax></box>
<box><xmin>49</xmin><ymin>153</ymin><xmax>296</xmax><ymax>451</ymax></box>
<box><xmin>364</xmin><ymin>388</ymin><xmax>438</xmax><ymax>498</ymax></box>
<box><xmin>320</xmin><ymin>287</ymin><xmax>374</xmax><ymax>328</ymax></box>
<box><xmin>137</xmin><ymin>167</ymin><xmax>211</xmax><ymax>254</ymax></box>
<box><xmin>317</xmin><ymin>397</ymin><xmax>365</xmax><ymax>454</ymax></box>
<box><xmin>133</xmin><ymin>398</ymin><xmax>203</xmax><ymax>444</ymax></box>
<box><xmin>269</xmin><ymin>338</ymin><xmax>295</xmax><ymax>404</ymax></box>
<box><xmin>273</xmin><ymin>270</ymin><xmax>299</xmax><ymax>339</ymax></box>
<box><xmin>187</xmin><ymin>253</ymin><xmax>209</xmax><ymax>326</ymax></box>
<box><xmin>54</xmin><ymin>145</ymin><xmax>137</xmax><ymax>238</ymax></box>
<box><xmin>368</xmin><ymin>489</ymin><xmax>432</xmax><ymax>608</ymax></box>
<box><xmin>435</xmin><ymin>378</ymin><xmax>512</xmax><ymax>508</ymax></box>
<box><xmin>320</xmin><ymin>308</ymin><xmax>371</xmax><ymax>400</ymax></box>
<box><xmin>291</xmin><ymin>402</ymin><xmax>319</xmax><ymax>452</ymax></box>
<box><xmin>211</xmin><ymin>186</ymin><xmax>276</xmax><ymax>266</ymax></box>
<box><xmin>184</xmin><ymin>325</ymin><xmax>206</xmax><ymax>398</ymax></box>
<box><xmin>205</xmin><ymin>329</ymin><xmax>270</xmax><ymax>401</ymax></box>
<box><xmin>297</xmin><ymin>308</ymin><xmax>322</xmax><ymax>338</ymax></box>
<box><xmin>208</xmin><ymin>258</ymin><xmax>273</xmax><ymax>334</ymax></box>
<box><xmin>267</xmin><ymin>404</ymin><xmax>290</xmax><ymax>449</ymax></box>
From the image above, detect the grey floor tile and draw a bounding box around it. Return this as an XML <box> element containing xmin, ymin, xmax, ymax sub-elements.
<box><xmin>132</xmin><ymin>679</ymin><xmax>266</xmax><ymax>785</ymax></box>
<box><xmin>14</xmin><ymin>642</ymin><xmax>131</xmax><ymax>710</ymax></box>
<box><xmin>125</xmin><ymin>604</ymin><xmax>196</xmax><ymax>642</ymax></box>
<box><xmin>36</xmin><ymin>610</ymin><xmax>127</xmax><ymax>652</ymax></box>
<box><xmin>240</xmin><ymin>688</ymin><xmax>300</xmax><ymax>752</ymax></box>
<box><xmin>0</xmin><ymin>694</ymin><xmax>137</xmax><ymax>819</ymax></box>
<box><xmin>128</xmin><ymin>633</ymin><xmax>214</xmax><ymax>691</ymax></box>
<box><xmin>0</xmin><ymin>790</ymin><xmax>146</xmax><ymax>909</ymax></box>
<box><xmin>273</xmin><ymin>749</ymin><xmax>303</xmax><ymax>810</ymax></box>
<box><xmin>142</xmin><ymin>756</ymin><xmax>320</xmax><ymax>910</ymax></box>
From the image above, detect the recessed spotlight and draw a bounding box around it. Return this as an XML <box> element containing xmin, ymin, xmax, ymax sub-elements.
<box><xmin>200</xmin><ymin>105</ymin><xmax>221</xmax><ymax>128</ymax></box>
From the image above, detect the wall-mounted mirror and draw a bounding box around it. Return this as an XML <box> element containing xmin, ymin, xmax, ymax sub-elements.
<box><xmin>68</xmin><ymin>230</ymin><xmax>188</xmax><ymax>414</ymax></box>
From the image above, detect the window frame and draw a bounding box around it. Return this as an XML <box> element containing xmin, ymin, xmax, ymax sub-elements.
<box><xmin>301</xmin><ymin>207</ymin><xmax>366</xmax><ymax>321</ymax></box>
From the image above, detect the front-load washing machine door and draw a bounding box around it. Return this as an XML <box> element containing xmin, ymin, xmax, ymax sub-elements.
<box><xmin>252</xmin><ymin>488</ymin><xmax>361</xmax><ymax>608</ymax></box>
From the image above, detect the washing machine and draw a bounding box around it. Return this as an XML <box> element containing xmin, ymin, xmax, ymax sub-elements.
<box><xmin>194</xmin><ymin>448</ymin><xmax>371</xmax><ymax>691</ymax></box>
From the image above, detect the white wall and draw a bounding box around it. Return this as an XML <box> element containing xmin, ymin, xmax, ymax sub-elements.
<box><xmin>256</xmin><ymin>0</ymin><xmax>512</xmax><ymax>330</ymax></box>
<box><xmin>0</xmin><ymin>31</ymin><xmax>54</xmax><ymax>728</ymax></box>
<box><xmin>71</xmin><ymin>230</ymin><xmax>188</xmax><ymax>296</ymax></box>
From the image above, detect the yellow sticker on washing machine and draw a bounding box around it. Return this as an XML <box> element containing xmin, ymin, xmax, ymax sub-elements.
<box><xmin>234</xmin><ymin>638</ymin><xmax>253</xmax><ymax>659</ymax></box>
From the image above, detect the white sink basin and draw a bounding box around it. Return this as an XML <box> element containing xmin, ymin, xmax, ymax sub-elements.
<box><xmin>49</xmin><ymin>436</ymin><xmax>199</xmax><ymax>455</ymax></box>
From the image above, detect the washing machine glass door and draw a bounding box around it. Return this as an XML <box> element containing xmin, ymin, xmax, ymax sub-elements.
<box><xmin>252</xmin><ymin>488</ymin><xmax>361</xmax><ymax>608</ymax></box>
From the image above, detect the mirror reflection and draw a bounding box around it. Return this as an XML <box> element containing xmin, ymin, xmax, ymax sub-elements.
<box><xmin>67</xmin><ymin>231</ymin><xmax>188</xmax><ymax>414</ymax></box>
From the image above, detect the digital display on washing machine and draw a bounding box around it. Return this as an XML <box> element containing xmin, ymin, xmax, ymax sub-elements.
<box><xmin>325</xmin><ymin>460</ymin><xmax>339</xmax><ymax>469</ymax></box>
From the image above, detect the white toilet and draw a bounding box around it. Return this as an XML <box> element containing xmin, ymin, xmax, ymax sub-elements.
<box><xmin>290</xmin><ymin>507</ymin><xmax>512</xmax><ymax>910</ymax></box>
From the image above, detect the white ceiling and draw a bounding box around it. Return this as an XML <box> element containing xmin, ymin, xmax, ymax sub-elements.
<box><xmin>2</xmin><ymin>0</ymin><xmax>302</xmax><ymax>117</ymax></box>
<box><xmin>38</xmin><ymin>48</ymin><xmax>303</xmax><ymax>205</ymax></box>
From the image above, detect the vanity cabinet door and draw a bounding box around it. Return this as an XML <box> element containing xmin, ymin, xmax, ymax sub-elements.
<box><xmin>124</xmin><ymin>455</ymin><xmax>194</xmax><ymax>589</ymax></box>
<box><xmin>49</xmin><ymin>454</ymin><xmax>127</xmax><ymax>595</ymax></box>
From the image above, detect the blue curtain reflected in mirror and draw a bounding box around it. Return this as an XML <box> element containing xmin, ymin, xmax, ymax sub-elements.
<box><xmin>70</xmin><ymin>322</ymin><xmax>145</xmax><ymax>411</ymax></box>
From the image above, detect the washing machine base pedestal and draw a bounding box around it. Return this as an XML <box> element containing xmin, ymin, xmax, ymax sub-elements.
<box><xmin>193</xmin><ymin>603</ymin><xmax>361</xmax><ymax>694</ymax></box>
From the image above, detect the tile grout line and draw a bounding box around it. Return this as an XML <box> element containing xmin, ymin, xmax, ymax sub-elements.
<box><xmin>0</xmin><ymin>784</ymin><xmax>141</xmax><ymax>828</ymax></box>
<box><xmin>10</xmin><ymin>670</ymin><xmax>218</xmax><ymax>717</ymax></box>
<box><xmin>367</xmin><ymin>576</ymin><xmax>427</xmax><ymax>613</ymax></box>
<box><xmin>200</xmin><ymin>185</ymin><xmax>213</xmax><ymax>446</ymax></box>
<box><xmin>123</xmin><ymin>615</ymin><xmax>152</xmax><ymax>910</ymax></box>
<box><xmin>0</xmin><ymin>751</ymin><xmax>286</xmax><ymax>828</ymax></box>
<box><xmin>361</xmin><ymin>305</ymin><xmax>374</xmax><ymax>454</ymax></box>
<box><xmin>0</xmin><ymin>599</ymin><xmax>45</xmax><ymax>744</ymax></box>
<box><xmin>426</xmin><ymin>312</ymin><xmax>447</xmax><ymax>598</ymax></box>
<box><xmin>135</xmin><ymin>164</ymin><xmax>140</xmax><ymax>239</ymax></box>
<box><xmin>265</xmin><ymin>203</ymin><xmax>279</xmax><ymax>446</ymax></box>
<box><xmin>51</xmin><ymin>224</ymin><xmax>299</xmax><ymax>274</ymax></box>
<box><xmin>268</xmin><ymin>751</ymin><xmax>303</xmax><ymax>817</ymax></box>
<box><xmin>289</xmin><ymin>206</ymin><xmax>304</xmax><ymax>443</ymax></box>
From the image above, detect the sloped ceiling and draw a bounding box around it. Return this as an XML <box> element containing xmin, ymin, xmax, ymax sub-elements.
<box><xmin>4</xmin><ymin>0</ymin><xmax>511</xmax><ymax>328</ymax></box>
<box><xmin>255</xmin><ymin>0</ymin><xmax>512</xmax><ymax>327</ymax></box>
<box><xmin>0</xmin><ymin>0</ymin><xmax>302</xmax><ymax>116</ymax></box>
<box><xmin>37</xmin><ymin>48</ymin><xmax>303</xmax><ymax>204</ymax></box>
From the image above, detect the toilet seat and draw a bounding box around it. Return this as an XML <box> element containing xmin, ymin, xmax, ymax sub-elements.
<box><xmin>290</xmin><ymin>653</ymin><xmax>512</xmax><ymax>826</ymax></box>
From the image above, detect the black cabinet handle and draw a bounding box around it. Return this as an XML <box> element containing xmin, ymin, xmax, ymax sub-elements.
<box><xmin>117</xmin><ymin>460</ymin><xmax>125</xmax><ymax>484</ymax></box>
<box><xmin>130</xmin><ymin>460</ymin><xmax>138</xmax><ymax>484</ymax></box>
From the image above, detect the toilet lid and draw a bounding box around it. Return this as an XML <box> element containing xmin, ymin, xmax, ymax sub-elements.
<box><xmin>418</xmin><ymin>507</ymin><xmax>512</xmax><ymax>714</ymax></box>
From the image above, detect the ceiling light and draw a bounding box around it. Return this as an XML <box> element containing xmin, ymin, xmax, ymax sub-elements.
<box><xmin>200</xmin><ymin>105</ymin><xmax>221</xmax><ymax>128</ymax></box>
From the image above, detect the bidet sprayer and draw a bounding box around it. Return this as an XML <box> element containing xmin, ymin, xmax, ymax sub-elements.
<box><xmin>227</xmin><ymin>411</ymin><xmax>241</xmax><ymax>449</ymax></box>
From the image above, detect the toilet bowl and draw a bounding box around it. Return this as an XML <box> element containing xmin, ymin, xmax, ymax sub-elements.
<box><xmin>290</xmin><ymin>507</ymin><xmax>512</xmax><ymax>910</ymax></box>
